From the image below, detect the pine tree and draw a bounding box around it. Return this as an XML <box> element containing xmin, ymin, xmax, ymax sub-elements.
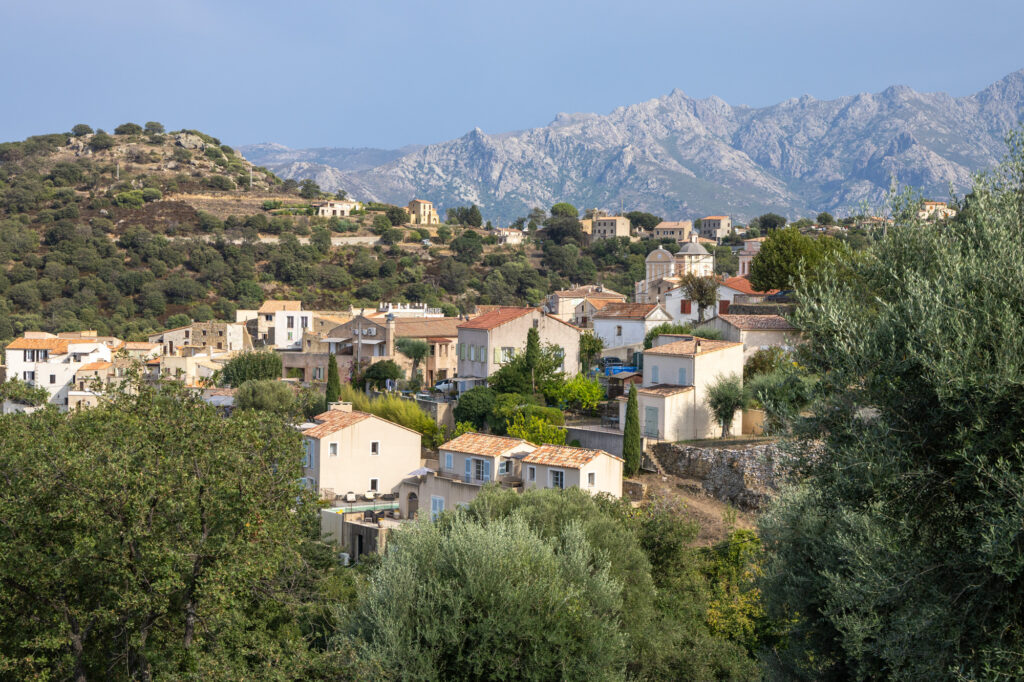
<box><xmin>524</xmin><ymin>327</ymin><xmax>540</xmax><ymax>393</ymax></box>
<box><xmin>623</xmin><ymin>384</ymin><xmax>641</xmax><ymax>476</ymax></box>
<box><xmin>325</xmin><ymin>353</ymin><xmax>341</xmax><ymax>404</ymax></box>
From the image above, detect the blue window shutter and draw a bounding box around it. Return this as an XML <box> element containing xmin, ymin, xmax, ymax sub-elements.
<box><xmin>483</xmin><ymin>459</ymin><xmax>491</xmax><ymax>482</ymax></box>
<box><xmin>445</xmin><ymin>452</ymin><xmax>453</xmax><ymax>470</ymax></box>
<box><xmin>465</xmin><ymin>457</ymin><xmax>472</xmax><ymax>480</ymax></box>
<box><xmin>678</xmin><ymin>367</ymin><xmax>687</xmax><ymax>385</ymax></box>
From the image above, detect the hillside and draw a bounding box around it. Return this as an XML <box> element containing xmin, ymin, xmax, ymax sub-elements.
<box><xmin>0</xmin><ymin>124</ymin><xmax>690</xmax><ymax>345</ymax></box>
<box><xmin>245</xmin><ymin>69</ymin><xmax>1024</xmax><ymax>223</ymax></box>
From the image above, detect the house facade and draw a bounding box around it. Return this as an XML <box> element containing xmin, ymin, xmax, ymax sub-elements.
<box><xmin>495</xmin><ymin>227</ymin><xmax>524</xmax><ymax>245</ymax></box>
<box><xmin>255</xmin><ymin>300</ymin><xmax>302</xmax><ymax>345</ymax></box>
<box><xmin>590</xmin><ymin>216</ymin><xmax>631</xmax><ymax>241</ymax></box>
<box><xmin>4</xmin><ymin>332</ymin><xmax>121</xmax><ymax>411</ymax></box>
<box><xmin>148</xmin><ymin>321</ymin><xmax>252</xmax><ymax>356</ymax></box>
<box><xmin>635</xmin><ymin>235</ymin><xmax>714</xmax><ymax>304</ymax></box>
<box><xmin>618</xmin><ymin>335</ymin><xmax>744</xmax><ymax>441</ymax></box>
<box><xmin>301</xmin><ymin>406</ymin><xmax>422</xmax><ymax>501</ymax></box>
<box><xmin>407</xmin><ymin>199</ymin><xmax>440</xmax><ymax>225</ymax></box>
<box><xmin>699</xmin><ymin>216</ymin><xmax>732</xmax><ymax>241</ymax></box>
<box><xmin>544</xmin><ymin>285</ymin><xmax>625</xmax><ymax>322</ymax></box>
<box><xmin>651</xmin><ymin>220</ymin><xmax>693</xmax><ymax>244</ymax></box>
<box><xmin>456</xmin><ymin>308</ymin><xmax>581</xmax><ymax>388</ymax></box>
<box><xmin>592</xmin><ymin>302</ymin><xmax>673</xmax><ymax>353</ymax></box>
<box><xmin>399</xmin><ymin>433</ymin><xmax>535</xmax><ymax>520</ymax></box>
<box><xmin>520</xmin><ymin>444</ymin><xmax>623</xmax><ymax>497</ymax></box>
<box><xmin>737</xmin><ymin>238</ymin><xmax>766</xmax><ymax>277</ymax></box>
<box><xmin>314</xmin><ymin>199</ymin><xmax>361</xmax><ymax>218</ymax></box>
<box><xmin>697</xmin><ymin>314</ymin><xmax>800</xmax><ymax>359</ymax></box>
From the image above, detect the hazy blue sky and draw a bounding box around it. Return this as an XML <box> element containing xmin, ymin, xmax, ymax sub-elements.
<box><xmin>1</xmin><ymin>0</ymin><xmax>1021</xmax><ymax>149</ymax></box>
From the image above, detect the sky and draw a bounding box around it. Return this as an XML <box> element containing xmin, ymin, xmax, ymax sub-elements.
<box><xmin>1</xmin><ymin>0</ymin><xmax>1022</xmax><ymax>150</ymax></box>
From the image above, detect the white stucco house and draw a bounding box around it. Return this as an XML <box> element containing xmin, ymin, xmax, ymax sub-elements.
<box><xmin>592</xmin><ymin>302</ymin><xmax>673</xmax><ymax>355</ymax></box>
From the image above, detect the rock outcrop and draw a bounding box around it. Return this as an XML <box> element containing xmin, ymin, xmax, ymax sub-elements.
<box><xmin>245</xmin><ymin>70</ymin><xmax>1024</xmax><ymax>223</ymax></box>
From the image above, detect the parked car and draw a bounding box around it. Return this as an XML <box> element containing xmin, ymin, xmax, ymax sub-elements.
<box><xmin>434</xmin><ymin>379</ymin><xmax>457</xmax><ymax>394</ymax></box>
<box><xmin>598</xmin><ymin>356</ymin><xmax>623</xmax><ymax>369</ymax></box>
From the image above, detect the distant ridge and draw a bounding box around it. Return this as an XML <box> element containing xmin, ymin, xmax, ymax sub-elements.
<box><xmin>243</xmin><ymin>69</ymin><xmax>1024</xmax><ymax>222</ymax></box>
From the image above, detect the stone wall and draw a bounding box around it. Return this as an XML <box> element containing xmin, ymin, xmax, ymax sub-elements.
<box><xmin>650</xmin><ymin>441</ymin><xmax>789</xmax><ymax>511</ymax></box>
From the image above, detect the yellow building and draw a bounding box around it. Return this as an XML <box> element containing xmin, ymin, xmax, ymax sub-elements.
<box><xmin>407</xmin><ymin>199</ymin><xmax>440</xmax><ymax>225</ymax></box>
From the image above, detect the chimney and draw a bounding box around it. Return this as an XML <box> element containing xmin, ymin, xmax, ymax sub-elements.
<box><xmin>695</xmin><ymin>338</ymin><xmax>702</xmax><ymax>352</ymax></box>
<box><xmin>328</xmin><ymin>401</ymin><xmax>353</xmax><ymax>413</ymax></box>
<box><xmin>385</xmin><ymin>313</ymin><xmax>396</xmax><ymax>357</ymax></box>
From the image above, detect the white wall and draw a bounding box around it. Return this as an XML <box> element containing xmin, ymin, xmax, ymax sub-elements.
<box><xmin>273</xmin><ymin>310</ymin><xmax>314</xmax><ymax>349</ymax></box>
<box><xmin>304</xmin><ymin>417</ymin><xmax>421</xmax><ymax>498</ymax></box>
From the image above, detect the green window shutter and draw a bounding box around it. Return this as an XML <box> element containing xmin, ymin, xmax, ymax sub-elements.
<box><xmin>494</xmin><ymin>347</ymin><xmax>501</xmax><ymax>363</ymax></box>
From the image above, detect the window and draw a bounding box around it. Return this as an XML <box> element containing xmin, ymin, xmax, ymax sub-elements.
<box><xmin>550</xmin><ymin>469</ymin><xmax>565</xmax><ymax>489</ymax></box>
<box><xmin>444</xmin><ymin>452</ymin><xmax>453</xmax><ymax>471</ymax></box>
<box><xmin>651</xmin><ymin>364</ymin><xmax>659</xmax><ymax>383</ymax></box>
<box><xmin>22</xmin><ymin>371</ymin><xmax>35</xmax><ymax>383</ymax></box>
<box><xmin>264</xmin><ymin>314</ymin><xmax>272</xmax><ymax>322</ymax></box>
<box><xmin>49</xmin><ymin>374</ymin><xmax>56</xmax><ymax>384</ymax></box>
<box><xmin>498</xmin><ymin>459</ymin><xmax>510</xmax><ymax>475</ymax></box>
<box><xmin>678</xmin><ymin>367</ymin><xmax>687</xmax><ymax>385</ymax></box>
<box><xmin>615</xmin><ymin>325</ymin><xmax>623</xmax><ymax>336</ymax></box>
<box><xmin>302</xmin><ymin>440</ymin><xmax>314</xmax><ymax>468</ymax></box>
<box><xmin>313</xmin><ymin>367</ymin><xmax>323</xmax><ymax>380</ymax></box>
<box><xmin>369</xmin><ymin>478</ymin><xmax>379</xmax><ymax>492</ymax></box>
<box><xmin>430</xmin><ymin>495</ymin><xmax>445</xmax><ymax>521</ymax></box>
<box><xmin>469</xmin><ymin>345</ymin><xmax>476</xmax><ymax>361</ymax></box>
<box><xmin>287</xmin><ymin>316</ymin><xmax>294</xmax><ymax>329</ymax></box>
<box><xmin>588</xmin><ymin>472</ymin><xmax>596</xmax><ymax>487</ymax></box>
<box><xmin>474</xmin><ymin>458</ymin><xmax>485</xmax><ymax>481</ymax></box>
<box><xmin>301</xmin><ymin>316</ymin><xmax>308</xmax><ymax>328</ymax></box>
<box><xmin>287</xmin><ymin>332</ymin><xmax>293</xmax><ymax>341</ymax></box>
<box><xmin>329</xmin><ymin>443</ymin><xmax>338</xmax><ymax>456</ymax></box>
<box><xmin>370</xmin><ymin>441</ymin><xmax>380</xmax><ymax>456</ymax></box>
<box><xmin>528</xmin><ymin>465</ymin><xmax>536</xmax><ymax>482</ymax></box>
<box><xmin>681</xmin><ymin>300</ymin><xmax>692</xmax><ymax>315</ymax></box>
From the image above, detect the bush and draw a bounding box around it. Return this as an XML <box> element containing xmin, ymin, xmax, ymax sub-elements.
<box><xmin>220</xmin><ymin>351</ymin><xmax>283</xmax><ymax>388</ymax></box>
<box><xmin>141</xmin><ymin>188</ymin><xmax>162</xmax><ymax>203</ymax></box>
<box><xmin>206</xmin><ymin>175</ymin><xmax>235</xmax><ymax>191</ymax></box>
<box><xmin>113</xmin><ymin>122</ymin><xmax>143</xmax><ymax>136</ymax></box>
<box><xmin>114</xmin><ymin>190</ymin><xmax>145</xmax><ymax>208</ymax></box>
<box><xmin>452</xmin><ymin>386</ymin><xmax>496</xmax><ymax>430</ymax></box>
<box><xmin>235</xmin><ymin>380</ymin><xmax>295</xmax><ymax>414</ymax></box>
<box><xmin>144</xmin><ymin>121</ymin><xmax>164</xmax><ymax>134</ymax></box>
<box><xmin>88</xmin><ymin>132</ymin><xmax>115</xmax><ymax>151</ymax></box>
<box><xmin>71</xmin><ymin>124</ymin><xmax>93</xmax><ymax>137</ymax></box>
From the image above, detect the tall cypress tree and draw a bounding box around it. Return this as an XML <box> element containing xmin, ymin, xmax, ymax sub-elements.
<box><xmin>325</xmin><ymin>353</ymin><xmax>341</xmax><ymax>404</ymax></box>
<box><xmin>622</xmin><ymin>384</ymin><xmax>641</xmax><ymax>476</ymax></box>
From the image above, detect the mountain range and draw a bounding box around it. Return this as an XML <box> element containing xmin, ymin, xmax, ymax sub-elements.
<box><xmin>240</xmin><ymin>69</ymin><xmax>1024</xmax><ymax>223</ymax></box>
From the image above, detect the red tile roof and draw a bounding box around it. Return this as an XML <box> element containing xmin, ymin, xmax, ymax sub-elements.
<box><xmin>77</xmin><ymin>361</ymin><xmax>112</xmax><ymax>372</ymax></box>
<box><xmin>394</xmin><ymin>317</ymin><xmax>461</xmax><ymax>338</ymax></box>
<box><xmin>703</xmin><ymin>215</ymin><xmax>730</xmax><ymax>220</ymax></box>
<box><xmin>6</xmin><ymin>338</ymin><xmax>71</xmax><ymax>352</ymax></box>
<box><xmin>717</xmin><ymin>314</ymin><xmax>797</xmax><ymax>331</ymax></box>
<box><xmin>522</xmin><ymin>444</ymin><xmax>622</xmax><ymax>467</ymax></box>
<box><xmin>440</xmin><ymin>432</ymin><xmax>530</xmax><ymax>457</ymax></box>
<box><xmin>593</xmin><ymin>302</ymin><xmax>658</xmax><ymax>320</ymax></box>
<box><xmin>302</xmin><ymin>411</ymin><xmax>372</xmax><ymax>439</ymax></box>
<box><xmin>645</xmin><ymin>337</ymin><xmax>742</xmax><ymax>357</ymax></box>
<box><xmin>457</xmin><ymin>307</ymin><xmax>535</xmax><ymax>330</ymax></box>
<box><xmin>721</xmin><ymin>276</ymin><xmax>779</xmax><ymax>296</ymax></box>
<box><xmin>257</xmin><ymin>300</ymin><xmax>301</xmax><ymax>313</ymax></box>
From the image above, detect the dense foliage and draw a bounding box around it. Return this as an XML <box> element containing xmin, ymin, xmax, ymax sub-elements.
<box><xmin>758</xmin><ymin>130</ymin><xmax>1024</xmax><ymax>679</ymax></box>
<box><xmin>338</xmin><ymin>487</ymin><xmax>763</xmax><ymax>680</ymax></box>
<box><xmin>0</xmin><ymin>383</ymin><xmax>350</xmax><ymax>679</ymax></box>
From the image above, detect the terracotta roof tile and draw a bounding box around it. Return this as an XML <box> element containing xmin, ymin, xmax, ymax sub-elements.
<box><xmin>440</xmin><ymin>432</ymin><xmax>530</xmax><ymax>458</ymax></box>
<box><xmin>717</xmin><ymin>314</ymin><xmax>797</xmax><ymax>331</ymax></box>
<box><xmin>125</xmin><ymin>342</ymin><xmax>160</xmax><ymax>350</ymax></box>
<box><xmin>522</xmin><ymin>444</ymin><xmax>622</xmax><ymax>467</ymax></box>
<box><xmin>77</xmin><ymin>361</ymin><xmax>112</xmax><ymax>372</ymax></box>
<box><xmin>302</xmin><ymin>411</ymin><xmax>373</xmax><ymax>439</ymax></box>
<box><xmin>394</xmin><ymin>317</ymin><xmax>461</xmax><ymax>338</ymax></box>
<box><xmin>584</xmin><ymin>298</ymin><xmax>617</xmax><ymax>310</ymax></box>
<box><xmin>457</xmin><ymin>307</ymin><xmax>535</xmax><ymax>330</ymax></box>
<box><xmin>257</xmin><ymin>300</ymin><xmax>302</xmax><ymax>313</ymax></box>
<box><xmin>6</xmin><ymin>338</ymin><xmax>71</xmax><ymax>352</ymax></box>
<box><xmin>721</xmin><ymin>276</ymin><xmax>778</xmax><ymax>296</ymax></box>
<box><xmin>638</xmin><ymin>383</ymin><xmax>693</xmax><ymax>397</ymax></box>
<box><xmin>645</xmin><ymin>337</ymin><xmax>742</xmax><ymax>357</ymax></box>
<box><xmin>703</xmin><ymin>215</ymin><xmax>730</xmax><ymax>220</ymax></box>
<box><xmin>593</xmin><ymin>302</ymin><xmax>658</xmax><ymax>320</ymax></box>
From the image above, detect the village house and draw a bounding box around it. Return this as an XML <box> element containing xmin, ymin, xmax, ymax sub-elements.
<box><xmin>918</xmin><ymin>200</ymin><xmax>957</xmax><ymax>221</ymax></box>
<box><xmin>399</xmin><ymin>432</ymin><xmax>535</xmax><ymax>520</ymax></box>
<box><xmin>543</xmin><ymin>285</ymin><xmax>625</xmax><ymax>322</ymax></box>
<box><xmin>573</xmin><ymin>296</ymin><xmax>620</xmax><ymax>328</ymax></box>
<box><xmin>520</xmin><ymin>444</ymin><xmax>623</xmax><ymax>497</ymax></box>
<box><xmin>148</xmin><ymin>321</ymin><xmax>253</xmax><ymax>356</ymax></box>
<box><xmin>495</xmin><ymin>227</ymin><xmax>524</xmax><ymax>245</ymax></box>
<box><xmin>291</xmin><ymin>314</ymin><xmax>460</xmax><ymax>386</ymax></box>
<box><xmin>699</xmin><ymin>216</ymin><xmax>732</xmax><ymax>241</ymax></box>
<box><xmin>301</xmin><ymin>404</ymin><xmax>423</xmax><ymax>501</ymax></box>
<box><xmin>618</xmin><ymin>334</ymin><xmax>744</xmax><ymax>441</ymax></box>
<box><xmin>651</xmin><ymin>220</ymin><xmax>694</xmax><ymax>244</ymax></box>
<box><xmin>697</xmin><ymin>314</ymin><xmax>800</xmax><ymax>359</ymax></box>
<box><xmin>407</xmin><ymin>198</ymin><xmax>440</xmax><ymax>225</ymax></box>
<box><xmin>593</xmin><ymin>302</ymin><xmax>673</xmax><ymax>355</ymax></box>
<box><xmin>455</xmin><ymin>307</ymin><xmax>582</xmax><ymax>391</ymax></box>
<box><xmin>313</xmin><ymin>199</ymin><xmax>361</xmax><ymax>218</ymax></box>
<box><xmin>157</xmin><ymin>351</ymin><xmax>230</xmax><ymax>387</ymax></box>
<box><xmin>737</xmin><ymin>237</ymin><xmax>766</xmax><ymax>277</ymax></box>
<box><xmin>590</xmin><ymin>215</ymin><xmax>631</xmax><ymax>241</ymax></box>
<box><xmin>4</xmin><ymin>332</ymin><xmax>122</xmax><ymax>411</ymax></box>
<box><xmin>253</xmin><ymin>300</ymin><xmax>303</xmax><ymax>346</ymax></box>
<box><xmin>663</xmin><ymin>274</ymin><xmax>780</xmax><ymax>325</ymax></box>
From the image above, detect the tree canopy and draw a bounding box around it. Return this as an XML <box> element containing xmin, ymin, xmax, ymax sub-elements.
<box><xmin>220</xmin><ymin>351</ymin><xmax>283</xmax><ymax>388</ymax></box>
<box><xmin>748</xmin><ymin>226</ymin><xmax>842</xmax><ymax>291</ymax></box>
<box><xmin>758</xmin><ymin>130</ymin><xmax>1024</xmax><ymax>679</ymax></box>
